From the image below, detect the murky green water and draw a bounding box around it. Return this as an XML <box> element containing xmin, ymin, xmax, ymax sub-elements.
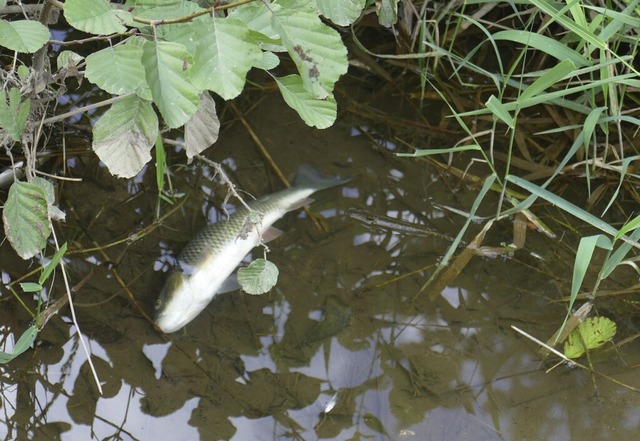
<box><xmin>1</xmin><ymin>89</ymin><xmax>639</xmax><ymax>441</ymax></box>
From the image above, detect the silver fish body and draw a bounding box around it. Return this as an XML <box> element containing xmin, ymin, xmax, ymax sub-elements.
<box><xmin>154</xmin><ymin>165</ymin><xmax>351</xmax><ymax>333</ymax></box>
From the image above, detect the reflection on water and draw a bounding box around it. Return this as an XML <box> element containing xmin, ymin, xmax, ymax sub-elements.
<box><xmin>1</xmin><ymin>93</ymin><xmax>640</xmax><ymax>441</ymax></box>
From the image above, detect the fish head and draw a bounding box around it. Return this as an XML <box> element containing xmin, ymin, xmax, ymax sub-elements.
<box><xmin>154</xmin><ymin>272</ymin><xmax>200</xmax><ymax>333</ymax></box>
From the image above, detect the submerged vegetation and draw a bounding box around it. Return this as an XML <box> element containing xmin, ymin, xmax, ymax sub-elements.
<box><xmin>0</xmin><ymin>0</ymin><xmax>639</xmax><ymax>396</ymax></box>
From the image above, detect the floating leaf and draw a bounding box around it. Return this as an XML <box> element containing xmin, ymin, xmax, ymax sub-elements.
<box><xmin>64</xmin><ymin>0</ymin><xmax>126</xmax><ymax>35</ymax></box>
<box><xmin>237</xmin><ymin>258</ymin><xmax>279</xmax><ymax>295</ymax></box>
<box><xmin>275</xmin><ymin>75</ymin><xmax>336</xmax><ymax>129</ymax></box>
<box><xmin>92</xmin><ymin>95</ymin><xmax>159</xmax><ymax>178</ymax></box>
<box><xmin>3</xmin><ymin>180</ymin><xmax>50</xmax><ymax>259</ymax></box>
<box><xmin>184</xmin><ymin>93</ymin><xmax>219</xmax><ymax>160</ymax></box>
<box><xmin>316</xmin><ymin>0</ymin><xmax>366</xmax><ymax>26</ymax></box>
<box><xmin>142</xmin><ymin>40</ymin><xmax>200</xmax><ymax>128</ymax></box>
<box><xmin>564</xmin><ymin>316</ymin><xmax>617</xmax><ymax>359</ymax></box>
<box><xmin>0</xmin><ymin>325</ymin><xmax>38</xmax><ymax>363</ymax></box>
<box><xmin>189</xmin><ymin>18</ymin><xmax>261</xmax><ymax>100</ymax></box>
<box><xmin>0</xmin><ymin>19</ymin><xmax>50</xmax><ymax>53</ymax></box>
<box><xmin>272</xmin><ymin>7</ymin><xmax>348</xmax><ymax>99</ymax></box>
<box><xmin>85</xmin><ymin>42</ymin><xmax>146</xmax><ymax>95</ymax></box>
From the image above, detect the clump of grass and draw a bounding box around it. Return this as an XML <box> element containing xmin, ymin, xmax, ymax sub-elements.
<box><xmin>356</xmin><ymin>0</ymin><xmax>640</xmax><ymax>346</ymax></box>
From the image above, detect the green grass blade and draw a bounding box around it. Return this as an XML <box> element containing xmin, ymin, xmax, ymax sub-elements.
<box><xmin>506</xmin><ymin>175</ymin><xmax>618</xmax><ymax>236</ymax></box>
<box><xmin>39</xmin><ymin>242</ymin><xmax>68</xmax><ymax>286</ymax></box>
<box><xmin>492</xmin><ymin>31</ymin><xmax>589</xmax><ymax>67</ymax></box>
<box><xmin>530</xmin><ymin>0</ymin><xmax>605</xmax><ymax>49</ymax></box>
<box><xmin>601</xmin><ymin>227</ymin><xmax>640</xmax><ymax>279</ymax></box>
<box><xmin>486</xmin><ymin>95</ymin><xmax>515</xmax><ymax>128</ymax></box>
<box><xmin>519</xmin><ymin>60</ymin><xmax>576</xmax><ymax>101</ymax></box>
<box><xmin>0</xmin><ymin>325</ymin><xmax>38</xmax><ymax>363</ymax></box>
<box><xmin>398</xmin><ymin>145</ymin><xmax>482</xmax><ymax>157</ymax></box>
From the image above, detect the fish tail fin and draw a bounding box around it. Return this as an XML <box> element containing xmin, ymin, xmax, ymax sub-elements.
<box><xmin>293</xmin><ymin>164</ymin><xmax>353</xmax><ymax>191</ymax></box>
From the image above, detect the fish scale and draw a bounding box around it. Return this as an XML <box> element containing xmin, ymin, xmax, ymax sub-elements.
<box><xmin>177</xmin><ymin>190</ymin><xmax>302</xmax><ymax>268</ymax></box>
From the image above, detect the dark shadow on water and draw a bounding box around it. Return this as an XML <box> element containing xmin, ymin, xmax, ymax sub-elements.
<box><xmin>1</xmin><ymin>89</ymin><xmax>640</xmax><ymax>441</ymax></box>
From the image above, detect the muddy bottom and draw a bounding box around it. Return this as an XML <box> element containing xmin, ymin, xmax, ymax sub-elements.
<box><xmin>1</xmin><ymin>88</ymin><xmax>639</xmax><ymax>441</ymax></box>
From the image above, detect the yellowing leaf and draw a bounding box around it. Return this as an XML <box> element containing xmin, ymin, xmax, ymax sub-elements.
<box><xmin>564</xmin><ymin>316</ymin><xmax>617</xmax><ymax>359</ymax></box>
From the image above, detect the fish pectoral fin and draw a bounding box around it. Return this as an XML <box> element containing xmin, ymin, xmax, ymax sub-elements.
<box><xmin>263</xmin><ymin>226</ymin><xmax>284</xmax><ymax>243</ymax></box>
<box><xmin>218</xmin><ymin>273</ymin><xmax>242</xmax><ymax>294</ymax></box>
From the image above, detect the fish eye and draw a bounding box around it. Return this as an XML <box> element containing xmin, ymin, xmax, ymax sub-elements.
<box><xmin>154</xmin><ymin>299</ymin><xmax>162</xmax><ymax>310</ymax></box>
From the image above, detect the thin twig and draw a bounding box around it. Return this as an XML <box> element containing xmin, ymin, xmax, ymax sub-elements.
<box><xmin>195</xmin><ymin>155</ymin><xmax>253</xmax><ymax>212</ymax></box>
<box><xmin>41</xmin><ymin>93</ymin><xmax>133</xmax><ymax>125</ymax></box>
<box><xmin>50</xmin><ymin>226</ymin><xmax>103</xmax><ymax>395</ymax></box>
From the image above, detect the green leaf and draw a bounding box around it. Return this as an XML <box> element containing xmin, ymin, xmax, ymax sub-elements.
<box><xmin>2</xmin><ymin>181</ymin><xmax>50</xmax><ymax>259</ymax></box>
<box><xmin>275</xmin><ymin>75</ymin><xmax>337</xmax><ymax>129</ymax></box>
<box><xmin>582</xmin><ymin>106</ymin><xmax>606</xmax><ymax>150</ymax></box>
<box><xmin>57</xmin><ymin>50</ymin><xmax>84</xmax><ymax>68</ymax></box>
<box><xmin>506</xmin><ymin>175</ymin><xmax>618</xmax><ymax>236</ymax></box>
<box><xmin>141</xmin><ymin>40</ymin><xmax>200</xmax><ymax>128</ymax></box>
<box><xmin>0</xmin><ymin>88</ymin><xmax>30</xmax><ymax>142</ymax></box>
<box><xmin>485</xmin><ymin>95</ymin><xmax>514</xmax><ymax>128</ymax></box>
<box><xmin>492</xmin><ymin>31</ymin><xmax>590</xmax><ymax>67</ymax></box>
<box><xmin>254</xmin><ymin>51</ymin><xmax>280</xmax><ymax>71</ymax></box>
<box><xmin>376</xmin><ymin>0</ymin><xmax>399</xmax><ymax>27</ymax></box>
<box><xmin>564</xmin><ymin>317</ymin><xmax>617</xmax><ymax>359</ymax></box>
<box><xmin>0</xmin><ymin>325</ymin><xmax>38</xmax><ymax>363</ymax></box>
<box><xmin>519</xmin><ymin>60</ymin><xmax>576</xmax><ymax>102</ymax></box>
<box><xmin>92</xmin><ymin>96</ymin><xmax>159</xmax><ymax>178</ymax></box>
<box><xmin>0</xmin><ymin>19</ymin><xmax>50</xmax><ymax>53</ymax></box>
<box><xmin>85</xmin><ymin>43</ymin><xmax>146</xmax><ymax>96</ymax></box>
<box><xmin>229</xmin><ymin>2</ymin><xmax>274</xmax><ymax>30</ymax></box>
<box><xmin>316</xmin><ymin>0</ymin><xmax>366</xmax><ymax>26</ymax></box>
<box><xmin>20</xmin><ymin>282</ymin><xmax>42</xmax><ymax>293</ymax></box>
<box><xmin>17</xmin><ymin>65</ymin><xmax>29</xmax><ymax>80</ymax></box>
<box><xmin>64</xmin><ymin>0</ymin><xmax>126</xmax><ymax>35</ymax></box>
<box><xmin>568</xmin><ymin>235</ymin><xmax>611</xmax><ymax>311</ymax></box>
<box><xmin>529</xmin><ymin>0</ymin><xmax>605</xmax><ymax>51</ymax></box>
<box><xmin>39</xmin><ymin>242</ymin><xmax>68</xmax><ymax>286</ymax></box>
<box><xmin>229</xmin><ymin>3</ymin><xmax>283</xmax><ymax>49</ymax></box>
<box><xmin>272</xmin><ymin>8</ymin><xmax>348</xmax><ymax>99</ymax></box>
<box><xmin>189</xmin><ymin>18</ymin><xmax>262</xmax><ymax>100</ymax></box>
<box><xmin>184</xmin><ymin>93</ymin><xmax>219</xmax><ymax>160</ymax></box>
<box><xmin>124</xmin><ymin>0</ymin><xmax>204</xmax><ymax>20</ymax></box>
<box><xmin>237</xmin><ymin>258</ymin><xmax>279</xmax><ymax>295</ymax></box>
